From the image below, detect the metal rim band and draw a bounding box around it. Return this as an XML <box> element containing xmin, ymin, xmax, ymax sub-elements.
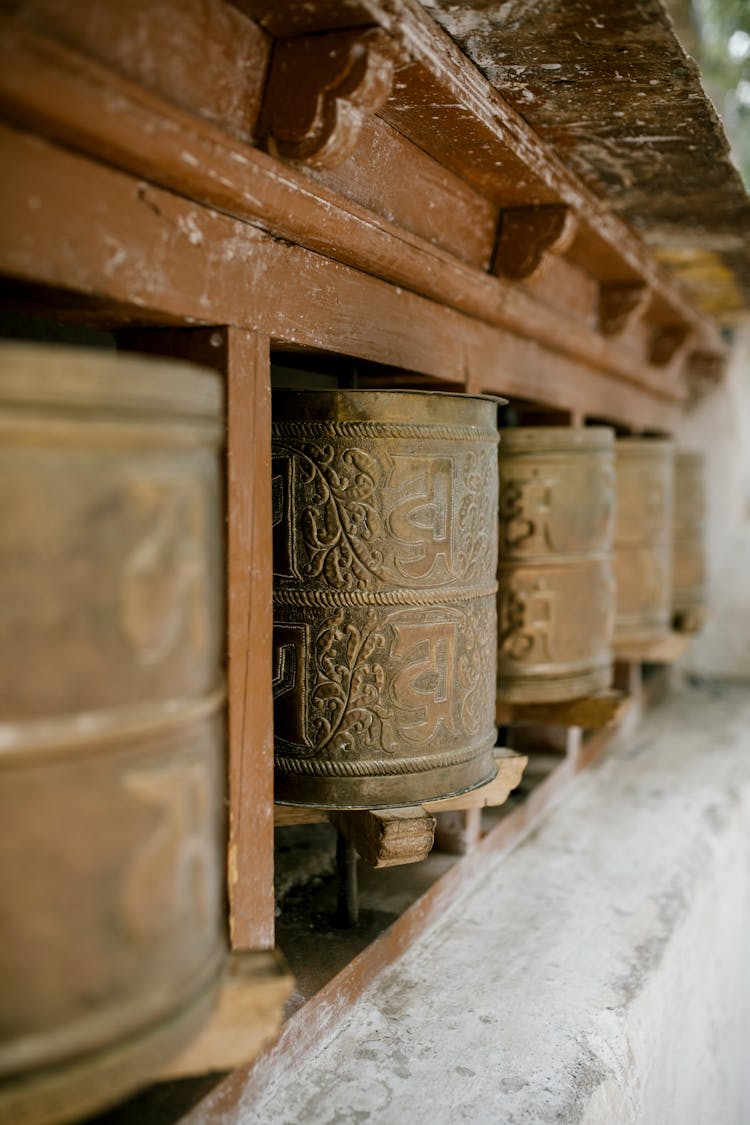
<box><xmin>0</xmin><ymin>689</ymin><xmax>225</xmax><ymax>766</ymax></box>
<box><xmin>273</xmin><ymin>420</ymin><xmax>498</xmax><ymax>443</ymax></box>
<box><xmin>275</xmin><ymin>736</ymin><xmax>496</xmax><ymax>777</ymax></box>
<box><xmin>273</xmin><ymin>585</ymin><xmax>498</xmax><ymax>607</ymax></box>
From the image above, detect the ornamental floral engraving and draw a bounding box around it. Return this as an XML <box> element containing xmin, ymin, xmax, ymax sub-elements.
<box><xmin>280</xmin><ymin>601</ymin><xmax>496</xmax><ymax>763</ymax></box>
<box><xmin>455</xmin><ymin>449</ymin><xmax>498</xmax><ymax>581</ymax></box>
<box><xmin>274</xmin><ymin>442</ymin><xmax>387</xmax><ymax>590</ymax></box>
<box><xmin>310</xmin><ymin>608</ymin><xmax>389</xmax><ymax>756</ymax></box>
<box><xmin>459</xmin><ymin>597</ymin><xmax>496</xmax><ymax>736</ymax></box>
<box><xmin>274</xmin><ymin>434</ymin><xmax>497</xmax><ymax>591</ymax></box>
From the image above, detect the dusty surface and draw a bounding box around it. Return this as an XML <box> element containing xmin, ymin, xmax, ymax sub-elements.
<box><xmin>207</xmin><ymin>680</ymin><xmax>750</xmax><ymax>1123</ymax></box>
<box><xmin>420</xmin><ymin>0</ymin><xmax>750</xmax><ymax>317</ymax></box>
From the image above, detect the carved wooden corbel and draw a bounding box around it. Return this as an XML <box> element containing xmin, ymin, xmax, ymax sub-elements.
<box><xmin>263</xmin><ymin>29</ymin><xmax>394</xmax><ymax>170</ymax></box>
<box><xmin>649</xmin><ymin>324</ymin><xmax>692</xmax><ymax>367</ymax></box>
<box><xmin>492</xmin><ymin>204</ymin><xmax>578</xmax><ymax>281</ymax></box>
<box><xmin>598</xmin><ymin>281</ymin><xmax>651</xmax><ymax>336</ymax></box>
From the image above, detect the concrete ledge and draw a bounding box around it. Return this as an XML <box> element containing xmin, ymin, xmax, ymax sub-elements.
<box><xmin>196</xmin><ymin>682</ymin><xmax>750</xmax><ymax>1124</ymax></box>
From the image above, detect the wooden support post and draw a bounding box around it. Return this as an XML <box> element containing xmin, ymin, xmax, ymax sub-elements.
<box><xmin>329</xmin><ymin>807</ymin><xmax>436</xmax><ymax>869</ymax></box>
<box><xmin>434</xmin><ymin>808</ymin><xmax>483</xmax><ymax>856</ymax></box>
<box><xmin>614</xmin><ymin>659</ymin><xmax>643</xmax><ymax>700</ymax></box>
<box><xmin>225</xmin><ymin>329</ymin><xmax>275</xmax><ymax>951</ymax></box>
<box><xmin>115</xmin><ymin>327</ymin><xmax>276</xmax><ymax>951</ymax></box>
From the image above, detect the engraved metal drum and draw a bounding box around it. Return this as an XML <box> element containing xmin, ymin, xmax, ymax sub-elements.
<box><xmin>497</xmin><ymin>427</ymin><xmax>615</xmax><ymax>703</ymax></box>
<box><xmin>672</xmin><ymin>450</ymin><xmax>707</xmax><ymax>631</ymax></box>
<box><xmin>272</xmin><ymin>389</ymin><xmax>500</xmax><ymax>808</ymax></box>
<box><xmin>614</xmin><ymin>437</ymin><xmax>675</xmax><ymax>650</ymax></box>
<box><xmin>0</xmin><ymin>345</ymin><xmax>226</xmax><ymax>1125</ymax></box>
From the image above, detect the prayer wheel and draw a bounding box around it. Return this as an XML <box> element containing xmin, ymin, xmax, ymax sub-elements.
<box><xmin>496</xmin><ymin>427</ymin><xmax>616</xmax><ymax>703</ymax></box>
<box><xmin>672</xmin><ymin>450</ymin><xmax>707</xmax><ymax>631</ymax></box>
<box><xmin>272</xmin><ymin>389</ymin><xmax>500</xmax><ymax>808</ymax></box>
<box><xmin>613</xmin><ymin>437</ymin><xmax>675</xmax><ymax>650</ymax></box>
<box><xmin>0</xmin><ymin>345</ymin><xmax>226</xmax><ymax>1125</ymax></box>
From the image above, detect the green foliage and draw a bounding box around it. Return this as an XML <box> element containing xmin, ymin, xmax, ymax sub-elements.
<box><xmin>691</xmin><ymin>0</ymin><xmax>750</xmax><ymax>185</ymax></box>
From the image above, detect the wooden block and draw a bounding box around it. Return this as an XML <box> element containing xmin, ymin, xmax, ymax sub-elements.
<box><xmin>329</xmin><ymin>807</ymin><xmax>436</xmax><ymax>869</ymax></box>
<box><xmin>158</xmin><ymin>951</ymin><xmax>294</xmax><ymax>1079</ymax></box>
<box><xmin>422</xmin><ymin>749</ymin><xmax>527</xmax><ymax>812</ymax></box>
<box><xmin>614</xmin><ymin>632</ymin><xmax>691</xmax><ymax>665</ymax></box>
<box><xmin>501</xmin><ymin>690</ymin><xmax>630</xmax><ymax>731</ymax></box>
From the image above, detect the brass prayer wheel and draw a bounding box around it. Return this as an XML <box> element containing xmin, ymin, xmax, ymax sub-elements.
<box><xmin>613</xmin><ymin>437</ymin><xmax>675</xmax><ymax>651</ymax></box>
<box><xmin>496</xmin><ymin>427</ymin><xmax>616</xmax><ymax>703</ymax></box>
<box><xmin>0</xmin><ymin>345</ymin><xmax>226</xmax><ymax>1125</ymax></box>
<box><xmin>672</xmin><ymin>450</ymin><xmax>707</xmax><ymax>631</ymax></box>
<box><xmin>272</xmin><ymin>388</ymin><xmax>500</xmax><ymax>808</ymax></box>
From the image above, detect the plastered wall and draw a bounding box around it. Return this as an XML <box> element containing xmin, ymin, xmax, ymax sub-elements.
<box><xmin>677</xmin><ymin>318</ymin><xmax>750</xmax><ymax>679</ymax></box>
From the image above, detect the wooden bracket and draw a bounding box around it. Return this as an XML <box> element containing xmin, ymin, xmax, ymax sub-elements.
<box><xmin>422</xmin><ymin>748</ymin><xmax>527</xmax><ymax>812</ymax></box>
<box><xmin>614</xmin><ymin>631</ymin><xmax>691</xmax><ymax>664</ymax></box>
<box><xmin>329</xmin><ymin>806</ymin><xmax>436</xmax><ymax>869</ymax></box>
<box><xmin>598</xmin><ymin>280</ymin><xmax>651</xmax><ymax>336</ymax></box>
<box><xmin>496</xmin><ymin>691</ymin><xmax>630</xmax><ymax>731</ymax></box>
<box><xmin>263</xmin><ymin>29</ymin><xmax>394</xmax><ymax>169</ymax></box>
<box><xmin>158</xmin><ymin>951</ymin><xmax>294</xmax><ymax>1079</ymax></box>
<box><xmin>673</xmin><ymin>607</ymin><xmax>708</xmax><ymax>635</ymax></box>
<box><xmin>649</xmin><ymin>323</ymin><xmax>692</xmax><ymax>366</ymax></box>
<box><xmin>492</xmin><ymin>203</ymin><xmax>577</xmax><ymax>281</ymax></box>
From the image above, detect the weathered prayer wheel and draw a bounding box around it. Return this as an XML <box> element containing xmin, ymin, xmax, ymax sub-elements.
<box><xmin>496</xmin><ymin>427</ymin><xmax>616</xmax><ymax>703</ymax></box>
<box><xmin>272</xmin><ymin>389</ymin><xmax>500</xmax><ymax>808</ymax></box>
<box><xmin>672</xmin><ymin>450</ymin><xmax>708</xmax><ymax>631</ymax></box>
<box><xmin>613</xmin><ymin>437</ymin><xmax>675</xmax><ymax>650</ymax></box>
<box><xmin>0</xmin><ymin>345</ymin><xmax>226</xmax><ymax>1125</ymax></box>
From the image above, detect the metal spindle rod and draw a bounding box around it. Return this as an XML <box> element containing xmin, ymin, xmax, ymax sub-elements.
<box><xmin>335</xmin><ymin>832</ymin><xmax>359</xmax><ymax>928</ymax></box>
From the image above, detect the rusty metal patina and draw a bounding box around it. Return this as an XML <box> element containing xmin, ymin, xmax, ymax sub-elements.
<box><xmin>272</xmin><ymin>389</ymin><xmax>500</xmax><ymax>808</ymax></box>
<box><xmin>614</xmin><ymin>437</ymin><xmax>675</xmax><ymax>651</ymax></box>
<box><xmin>672</xmin><ymin>450</ymin><xmax>707</xmax><ymax>632</ymax></box>
<box><xmin>0</xmin><ymin>345</ymin><xmax>226</xmax><ymax>1125</ymax></box>
<box><xmin>497</xmin><ymin>427</ymin><xmax>615</xmax><ymax>703</ymax></box>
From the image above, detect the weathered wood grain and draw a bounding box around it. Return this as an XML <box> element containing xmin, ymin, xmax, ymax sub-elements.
<box><xmin>225</xmin><ymin>329</ymin><xmax>275</xmax><ymax>951</ymax></box>
<box><xmin>0</xmin><ymin>125</ymin><xmax>681</xmax><ymax>431</ymax></box>
<box><xmin>422</xmin><ymin>0</ymin><xmax>750</xmax><ymax>318</ymax></box>
<box><xmin>0</xmin><ymin>17</ymin><xmax>724</xmax><ymax>383</ymax></box>
<box><xmin>15</xmin><ymin>0</ymin><xmax>270</xmax><ymax>142</ymax></box>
